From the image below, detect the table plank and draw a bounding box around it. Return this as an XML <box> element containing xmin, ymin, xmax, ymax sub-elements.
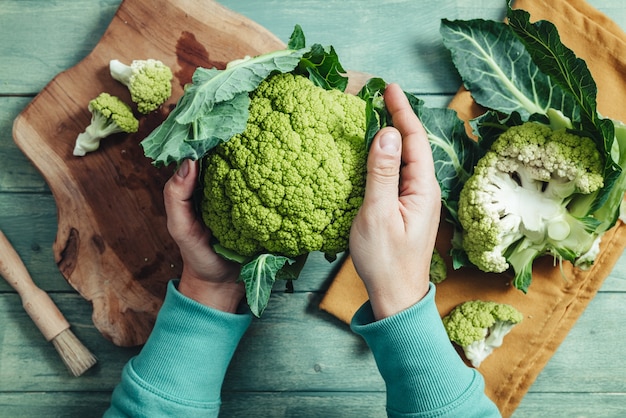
<box><xmin>0</xmin><ymin>0</ymin><xmax>120</xmax><ymax>95</ymax></box>
<box><xmin>0</xmin><ymin>98</ymin><xmax>49</xmax><ymax>193</ymax></box>
<box><xmin>1</xmin><ymin>291</ymin><xmax>624</xmax><ymax>393</ymax></box>
<box><xmin>2</xmin><ymin>391</ymin><xmax>625</xmax><ymax>418</ymax></box>
<box><xmin>0</xmin><ymin>193</ymin><xmax>69</xmax><ymax>292</ymax></box>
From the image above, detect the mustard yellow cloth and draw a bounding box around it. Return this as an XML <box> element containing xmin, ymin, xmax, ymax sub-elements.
<box><xmin>320</xmin><ymin>1</ymin><xmax>626</xmax><ymax>416</ymax></box>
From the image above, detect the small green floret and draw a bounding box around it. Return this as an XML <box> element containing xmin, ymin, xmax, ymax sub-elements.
<box><xmin>442</xmin><ymin>300</ymin><xmax>523</xmax><ymax>368</ymax></box>
<box><xmin>110</xmin><ymin>59</ymin><xmax>173</xmax><ymax>114</ymax></box>
<box><xmin>458</xmin><ymin>121</ymin><xmax>605</xmax><ymax>290</ymax></box>
<box><xmin>429</xmin><ymin>249</ymin><xmax>448</xmax><ymax>284</ymax></box>
<box><xmin>73</xmin><ymin>92</ymin><xmax>139</xmax><ymax>156</ymax></box>
<box><xmin>201</xmin><ymin>73</ymin><xmax>367</xmax><ymax>258</ymax></box>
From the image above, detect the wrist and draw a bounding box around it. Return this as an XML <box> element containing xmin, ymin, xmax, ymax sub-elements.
<box><xmin>178</xmin><ymin>273</ymin><xmax>245</xmax><ymax>313</ymax></box>
<box><xmin>367</xmin><ymin>281</ymin><xmax>429</xmax><ymax>320</ymax></box>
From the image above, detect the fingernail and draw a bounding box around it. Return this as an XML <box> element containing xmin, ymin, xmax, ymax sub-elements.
<box><xmin>379</xmin><ymin>130</ymin><xmax>401</xmax><ymax>154</ymax></box>
<box><xmin>177</xmin><ymin>159</ymin><xmax>190</xmax><ymax>178</ymax></box>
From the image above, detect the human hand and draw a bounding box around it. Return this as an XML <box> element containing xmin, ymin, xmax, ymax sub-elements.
<box><xmin>349</xmin><ymin>84</ymin><xmax>441</xmax><ymax>320</ymax></box>
<box><xmin>163</xmin><ymin>159</ymin><xmax>244</xmax><ymax>312</ymax></box>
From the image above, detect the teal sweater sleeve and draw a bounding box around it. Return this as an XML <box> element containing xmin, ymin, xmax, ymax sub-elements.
<box><xmin>351</xmin><ymin>283</ymin><xmax>501</xmax><ymax>418</ymax></box>
<box><xmin>104</xmin><ymin>280</ymin><xmax>252</xmax><ymax>418</ymax></box>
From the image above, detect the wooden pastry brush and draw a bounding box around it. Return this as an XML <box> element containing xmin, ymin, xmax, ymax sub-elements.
<box><xmin>0</xmin><ymin>229</ymin><xmax>97</xmax><ymax>376</ymax></box>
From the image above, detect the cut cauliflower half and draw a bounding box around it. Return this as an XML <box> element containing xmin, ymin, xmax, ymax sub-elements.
<box><xmin>458</xmin><ymin>121</ymin><xmax>604</xmax><ymax>290</ymax></box>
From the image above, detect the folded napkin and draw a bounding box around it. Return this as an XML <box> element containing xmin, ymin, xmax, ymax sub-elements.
<box><xmin>319</xmin><ymin>0</ymin><xmax>626</xmax><ymax>415</ymax></box>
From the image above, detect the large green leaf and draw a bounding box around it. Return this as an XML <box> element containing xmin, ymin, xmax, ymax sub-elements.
<box><xmin>407</xmin><ymin>94</ymin><xmax>482</xmax><ymax>225</ymax></box>
<box><xmin>175</xmin><ymin>49</ymin><xmax>306</xmax><ymax>125</ymax></box>
<box><xmin>241</xmin><ymin>254</ymin><xmax>294</xmax><ymax>317</ymax></box>
<box><xmin>440</xmin><ymin>18</ymin><xmax>576</xmax><ymax>121</ymax></box>
<box><xmin>140</xmin><ymin>103</ymin><xmax>193</xmax><ymax>166</ymax></box>
<box><xmin>141</xmin><ymin>25</ymin><xmax>358</xmax><ymax>167</ymax></box>
<box><xmin>505</xmin><ymin>7</ymin><xmax>598</xmax><ymax>133</ymax></box>
<box><xmin>295</xmin><ymin>44</ymin><xmax>349</xmax><ymax>91</ymax></box>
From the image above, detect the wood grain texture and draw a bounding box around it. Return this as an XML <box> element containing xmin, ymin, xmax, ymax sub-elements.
<box><xmin>0</xmin><ymin>194</ymin><xmax>68</xmax><ymax>292</ymax></box>
<box><xmin>1</xmin><ymin>291</ymin><xmax>625</xmax><ymax>417</ymax></box>
<box><xmin>1</xmin><ymin>391</ymin><xmax>625</xmax><ymax>418</ymax></box>
<box><xmin>11</xmin><ymin>0</ymin><xmax>292</xmax><ymax>347</ymax></box>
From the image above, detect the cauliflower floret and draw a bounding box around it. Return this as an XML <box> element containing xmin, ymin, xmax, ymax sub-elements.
<box><xmin>458</xmin><ymin>121</ymin><xmax>604</xmax><ymax>290</ymax></box>
<box><xmin>429</xmin><ymin>249</ymin><xmax>448</xmax><ymax>284</ymax></box>
<box><xmin>73</xmin><ymin>92</ymin><xmax>139</xmax><ymax>156</ymax></box>
<box><xmin>443</xmin><ymin>300</ymin><xmax>523</xmax><ymax>368</ymax></box>
<box><xmin>201</xmin><ymin>73</ymin><xmax>367</xmax><ymax>258</ymax></box>
<box><xmin>109</xmin><ymin>59</ymin><xmax>173</xmax><ymax>114</ymax></box>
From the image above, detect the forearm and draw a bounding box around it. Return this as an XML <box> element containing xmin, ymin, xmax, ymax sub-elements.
<box><xmin>105</xmin><ymin>280</ymin><xmax>252</xmax><ymax>417</ymax></box>
<box><xmin>351</xmin><ymin>283</ymin><xmax>500</xmax><ymax>417</ymax></box>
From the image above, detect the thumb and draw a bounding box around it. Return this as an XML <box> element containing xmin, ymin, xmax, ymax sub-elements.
<box><xmin>163</xmin><ymin>159</ymin><xmax>201</xmax><ymax>239</ymax></box>
<box><xmin>363</xmin><ymin>127</ymin><xmax>402</xmax><ymax>208</ymax></box>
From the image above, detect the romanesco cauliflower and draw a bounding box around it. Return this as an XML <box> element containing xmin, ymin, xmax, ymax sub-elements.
<box><xmin>457</xmin><ymin>121</ymin><xmax>605</xmax><ymax>290</ymax></box>
<box><xmin>201</xmin><ymin>73</ymin><xmax>367</xmax><ymax>258</ymax></box>
<box><xmin>442</xmin><ymin>300</ymin><xmax>523</xmax><ymax>368</ymax></box>
<box><xmin>109</xmin><ymin>59</ymin><xmax>173</xmax><ymax>114</ymax></box>
<box><xmin>73</xmin><ymin>92</ymin><xmax>139</xmax><ymax>156</ymax></box>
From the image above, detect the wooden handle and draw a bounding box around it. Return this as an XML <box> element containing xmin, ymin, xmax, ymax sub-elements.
<box><xmin>0</xmin><ymin>229</ymin><xmax>70</xmax><ymax>341</ymax></box>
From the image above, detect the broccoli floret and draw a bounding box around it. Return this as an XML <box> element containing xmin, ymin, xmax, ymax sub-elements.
<box><xmin>457</xmin><ymin>121</ymin><xmax>605</xmax><ymax>290</ymax></box>
<box><xmin>73</xmin><ymin>92</ymin><xmax>139</xmax><ymax>156</ymax></box>
<box><xmin>109</xmin><ymin>59</ymin><xmax>173</xmax><ymax>114</ymax></box>
<box><xmin>429</xmin><ymin>249</ymin><xmax>448</xmax><ymax>284</ymax></box>
<box><xmin>442</xmin><ymin>300</ymin><xmax>523</xmax><ymax>368</ymax></box>
<box><xmin>201</xmin><ymin>73</ymin><xmax>367</xmax><ymax>258</ymax></box>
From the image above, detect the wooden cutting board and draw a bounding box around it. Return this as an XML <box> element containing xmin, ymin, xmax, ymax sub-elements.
<box><xmin>11</xmin><ymin>0</ymin><xmax>292</xmax><ymax>347</ymax></box>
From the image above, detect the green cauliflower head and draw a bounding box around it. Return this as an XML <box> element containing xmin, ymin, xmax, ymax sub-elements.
<box><xmin>201</xmin><ymin>73</ymin><xmax>367</xmax><ymax>258</ymax></box>
<box><xmin>457</xmin><ymin>121</ymin><xmax>604</xmax><ymax>290</ymax></box>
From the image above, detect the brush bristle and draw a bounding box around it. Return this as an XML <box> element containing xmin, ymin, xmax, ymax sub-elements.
<box><xmin>51</xmin><ymin>329</ymin><xmax>98</xmax><ymax>377</ymax></box>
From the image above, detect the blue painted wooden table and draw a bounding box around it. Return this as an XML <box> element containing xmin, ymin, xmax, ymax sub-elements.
<box><xmin>0</xmin><ymin>1</ymin><xmax>625</xmax><ymax>416</ymax></box>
